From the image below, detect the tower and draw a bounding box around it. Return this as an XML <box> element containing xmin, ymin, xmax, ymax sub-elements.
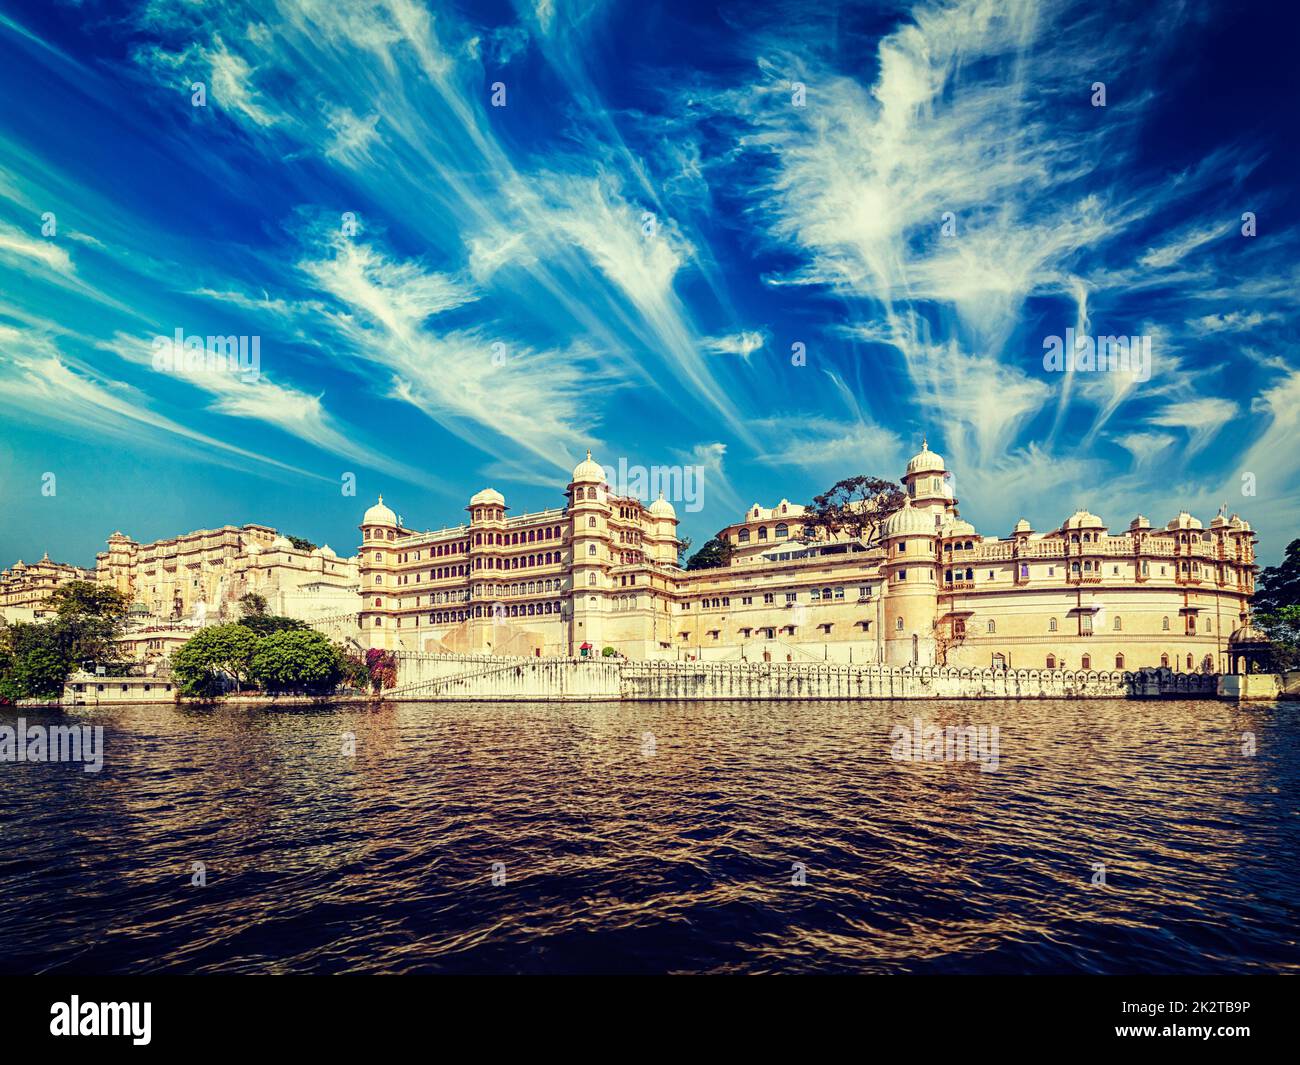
<box><xmin>883</xmin><ymin>446</ymin><xmax>944</xmax><ymax>667</ymax></box>
<box><xmin>568</xmin><ymin>451</ymin><xmax>610</xmax><ymax>654</ymax></box>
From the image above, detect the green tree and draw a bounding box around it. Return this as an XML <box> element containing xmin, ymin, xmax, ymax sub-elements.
<box><xmin>250</xmin><ymin>630</ymin><xmax>345</xmax><ymax>695</ymax></box>
<box><xmin>44</xmin><ymin>580</ymin><xmax>129</xmax><ymax>665</ymax></box>
<box><xmin>239</xmin><ymin>592</ymin><xmax>268</xmax><ymax>618</ymax></box>
<box><xmin>686</xmin><ymin>537</ymin><xmax>733</xmax><ymax>571</ymax></box>
<box><xmin>286</xmin><ymin>535</ymin><xmax>317</xmax><ymax>552</ymax></box>
<box><xmin>171</xmin><ymin>624</ymin><xmax>260</xmax><ymax>696</ymax></box>
<box><xmin>1253</xmin><ymin>539</ymin><xmax>1300</xmax><ymax>668</ymax></box>
<box><xmin>676</xmin><ymin>535</ymin><xmax>693</xmax><ymax>566</ymax></box>
<box><xmin>238</xmin><ymin>614</ymin><xmax>309</xmax><ymax>637</ymax></box>
<box><xmin>1</xmin><ymin>623</ymin><xmax>72</xmax><ymax>699</ymax></box>
<box><xmin>803</xmin><ymin>475</ymin><xmax>906</xmax><ymax>544</ymax></box>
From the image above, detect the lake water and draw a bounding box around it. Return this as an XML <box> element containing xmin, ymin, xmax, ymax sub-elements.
<box><xmin>1</xmin><ymin>698</ymin><xmax>1296</xmax><ymax>974</ymax></box>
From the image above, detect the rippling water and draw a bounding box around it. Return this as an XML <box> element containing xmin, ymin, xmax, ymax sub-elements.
<box><xmin>1</xmin><ymin>698</ymin><xmax>1297</xmax><ymax>974</ymax></box>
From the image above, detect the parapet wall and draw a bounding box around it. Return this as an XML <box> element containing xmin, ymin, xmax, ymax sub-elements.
<box><xmin>388</xmin><ymin>652</ymin><xmax>1222</xmax><ymax>702</ymax></box>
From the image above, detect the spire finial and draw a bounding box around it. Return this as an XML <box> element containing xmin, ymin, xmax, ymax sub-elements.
<box><xmin>378</xmin><ymin>494</ymin><xmax>383</xmax><ymax>505</ymax></box>
<box><xmin>586</xmin><ymin>449</ymin><xmax>591</xmax><ymax>461</ymax></box>
<box><xmin>922</xmin><ymin>434</ymin><xmax>928</xmax><ymax>450</ymax></box>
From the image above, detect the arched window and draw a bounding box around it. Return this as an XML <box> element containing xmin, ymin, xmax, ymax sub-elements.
<box><xmin>1161</xmin><ymin>616</ymin><xmax>1170</xmax><ymax>631</ymax></box>
<box><xmin>373</xmin><ymin>598</ymin><xmax>382</xmax><ymax>607</ymax></box>
<box><xmin>987</xmin><ymin>619</ymin><xmax>996</xmax><ymax>633</ymax></box>
<box><xmin>588</xmin><ymin>516</ymin><xmax>596</xmax><ymax>527</ymax></box>
<box><xmin>758</xmin><ymin>527</ymin><xmax>768</xmax><ymax>541</ymax></box>
<box><xmin>738</xmin><ymin>528</ymin><xmax>750</xmax><ymax>543</ymax></box>
<box><xmin>1048</xmin><ymin>617</ymin><xmax>1058</xmax><ymax>632</ymax></box>
<box><xmin>1160</xmin><ymin>653</ymin><xmax>1169</xmax><ymax>668</ymax></box>
<box><xmin>1113</xmin><ymin>616</ymin><xmax>1122</xmax><ymax>630</ymax></box>
<box><xmin>895</xmin><ymin>617</ymin><xmax>904</xmax><ymax>631</ymax></box>
<box><xmin>1186</xmin><ymin>654</ymin><xmax>1194</xmax><ymax>670</ymax></box>
<box><xmin>1115</xmin><ymin>653</ymin><xmax>1125</xmax><ymax>669</ymax></box>
<box><xmin>1081</xmin><ymin>655</ymin><xmax>1092</xmax><ymax>670</ymax></box>
<box><xmin>775</xmin><ymin>523</ymin><xmax>788</xmax><ymax>538</ymax></box>
<box><xmin>1046</xmin><ymin>655</ymin><xmax>1057</xmax><ymax>669</ymax></box>
<box><xmin>588</xmin><ymin>573</ymin><xmax>596</xmax><ymax>586</ymax></box>
<box><xmin>587</xmin><ymin>544</ymin><xmax>596</xmax><ymax>556</ymax></box>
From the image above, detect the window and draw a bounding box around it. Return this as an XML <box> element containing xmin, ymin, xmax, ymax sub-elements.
<box><xmin>588</xmin><ymin>544</ymin><xmax>596</xmax><ymax>556</ymax></box>
<box><xmin>1081</xmin><ymin>655</ymin><xmax>1091</xmax><ymax>670</ymax></box>
<box><xmin>1048</xmin><ymin>617</ymin><xmax>1058</xmax><ymax>632</ymax></box>
<box><xmin>1114</xmin><ymin>616</ymin><xmax>1122</xmax><ymax>631</ymax></box>
<box><xmin>775</xmin><ymin>523</ymin><xmax>788</xmax><ymax>538</ymax></box>
<box><xmin>1160</xmin><ymin>653</ymin><xmax>1169</xmax><ymax>668</ymax></box>
<box><xmin>758</xmin><ymin>527</ymin><xmax>768</xmax><ymax>541</ymax></box>
<box><xmin>1161</xmin><ymin>616</ymin><xmax>1170</xmax><ymax>631</ymax></box>
<box><xmin>896</xmin><ymin>617</ymin><xmax>904</xmax><ymax>631</ymax></box>
<box><xmin>1115</xmin><ymin>654</ymin><xmax>1125</xmax><ymax>669</ymax></box>
<box><xmin>987</xmin><ymin>619</ymin><xmax>996</xmax><ymax>633</ymax></box>
<box><xmin>897</xmin><ymin>569</ymin><xmax>908</xmax><ymax>581</ymax></box>
<box><xmin>738</xmin><ymin>528</ymin><xmax>750</xmax><ymax>543</ymax></box>
<box><xmin>1046</xmin><ymin>655</ymin><xmax>1057</xmax><ymax>669</ymax></box>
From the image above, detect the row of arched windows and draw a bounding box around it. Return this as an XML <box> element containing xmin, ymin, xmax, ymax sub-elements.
<box><xmin>474</xmin><ymin>526</ymin><xmax>563</xmax><ymax>546</ymax></box>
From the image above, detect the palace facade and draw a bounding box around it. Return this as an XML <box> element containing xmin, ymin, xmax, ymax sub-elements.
<box><xmin>96</xmin><ymin>525</ymin><xmax>360</xmax><ymax>627</ymax></box>
<box><xmin>0</xmin><ymin>554</ymin><xmax>95</xmax><ymax>619</ymax></box>
<box><xmin>359</xmin><ymin>443</ymin><xmax>1258</xmax><ymax>672</ymax></box>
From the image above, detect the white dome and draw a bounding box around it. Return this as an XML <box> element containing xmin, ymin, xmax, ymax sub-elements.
<box><xmin>1064</xmin><ymin>509</ymin><xmax>1105</xmax><ymax>530</ymax></box>
<box><xmin>312</xmin><ymin>543</ymin><xmax>338</xmax><ymax>558</ymax></box>
<box><xmin>648</xmin><ymin>494</ymin><xmax>676</xmax><ymax>519</ymax></box>
<box><xmin>271</xmin><ymin>535</ymin><xmax>293</xmax><ymax>551</ymax></box>
<box><xmin>906</xmin><ymin>438</ymin><xmax>946</xmax><ymax>476</ymax></box>
<box><xmin>571</xmin><ymin>450</ymin><xmax>605</xmax><ymax>483</ymax></box>
<box><xmin>884</xmin><ymin>497</ymin><xmax>932</xmax><ymax>538</ymax></box>
<box><xmin>469</xmin><ymin>488</ymin><xmax>505</xmax><ymax>507</ymax></box>
<box><xmin>1012</xmin><ymin>518</ymin><xmax>1032</xmax><ymax>534</ymax></box>
<box><xmin>363</xmin><ymin>495</ymin><xmax>397</xmax><ymax>526</ymax></box>
<box><xmin>942</xmin><ymin>517</ymin><xmax>976</xmax><ymax>538</ymax></box>
<box><xmin>245</xmin><ymin>541</ymin><xmax>262</xmax><ymax>555</ymax></box>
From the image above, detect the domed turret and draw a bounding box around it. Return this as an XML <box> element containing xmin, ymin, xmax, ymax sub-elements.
<box><xmin>571</xmin><ymin>450</ymin><xmax>605</xmax><ymax>483</ymax></box>
<box><xmin>312</xmin><ymin>544</ymin><xmax>338</xmax><ymax>559</ymax></box>
<box><xmin>905</xmin><ymin>437</ymin><xmax>947</xmax><ymax>477</ymax></box>
<box><xmin>469</xmin><ymin>488</ymin><xmax>505</xmax><ymax>508</ymax></box>
<box><xmin>271</xmin><ymin>534</ymin><xmax>294</xmax><ymax>551</ymax></box>
<box><xmin>1063</xmin><ymin>509</ymin><xmax>1105</xmax><ymax>531</ymax></box>
<box><xmin>648</xmin><ymin>493</ymin><xmax>676</xmax><ymax>519</ymax></box>
<box><xmin>363</xmin><ymin>495</ymin><xmax>397</xmax><ymax>527</ymax></box>
<box><xmin>884</xmin><ymin>496</ymin><xmax>933</xmax><ymax>538</ymax></box>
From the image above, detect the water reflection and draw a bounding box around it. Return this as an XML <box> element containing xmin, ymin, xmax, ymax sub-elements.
<box><xmin>0</xmin><ymin>698</ymin><xmax>1296</xmax><ymax>974</ymax></box>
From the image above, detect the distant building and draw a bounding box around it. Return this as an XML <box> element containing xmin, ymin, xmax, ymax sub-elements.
<box><xmin>358</xmin><ymin>443</ymin><xmax>1257</xmax><ymax>671</ymax></box>
<box><xmin>0</xmin><ymin>553</ymin><xmax>95</xmax><ymax>618</ymax></box>
<box><xmin>95</xmin><ymin>525</ymin><xmax>359</xmax><ymax>626</ymax></box>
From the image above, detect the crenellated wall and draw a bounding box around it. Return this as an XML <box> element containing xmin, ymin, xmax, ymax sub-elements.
<box><xmin>387</xmin><ymin>652</ymin><xmax>1222</xmax><ymax>702</ymax></box>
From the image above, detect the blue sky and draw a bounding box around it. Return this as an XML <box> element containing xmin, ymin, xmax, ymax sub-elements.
<box><xmin>0</xmin><ymin>0</ymin><xmax>1296</xmax><ymax>568</ymax></box>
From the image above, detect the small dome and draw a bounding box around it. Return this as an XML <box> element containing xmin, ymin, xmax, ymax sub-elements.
<box><xmin>884</xmin><ymin>497</ymin><xmax>932</xmax><ymax>538</ymax></box>
<box><xmin>1064</xmin><ymin>509</ymin><xmax>1105</xmax><ymax>530</ymax></box>
<box><xmin>1228</xmin><ymin>621</ymin><xmax>1269</xmax><ymax>646</ymax></box>
<box><xmin>1166</xmin><ymin>511</ymin><xmax>1203</xmax><ymax>531</ymax></box>
<box><xmin>470</xmin><ymin>488</ymin><xmax>505</xmax><ymax>508</ymax></box>
<box><xmin>906</xmin><ymin>437</ymin><xmax>946</xmax><ymax>476</ymax></box>
<box><xmin>1012</xmin><ymin>518</ymin><xmax>1032</xmax><ymax>534</ymax></box>
<box><xmin>1210</xmin><ymin>514</ymin><xmax>1227</xmax><ymax>528</ymax></box>
<box><xmin>648</xmin><ymin>494</ymin><xmax>676</xmax><ymax>519</ymax></box>
<box><xmin>943</xmin><ymin>517</ymin><xmax>976</xmax><ymax>538</ymax></box>
<box><xmin>363</xmin><ymin>495</ymin><xmax>397</xmax><ymax>526</ymax></box>
<box><xmin>246</xmin><ymin>541</ymin><xmax>263</xmax><ymax>555</ymax></box>
<box><xmin>271</xmin><ymin>535</ymin><xmax>293</xmax><ymax>551</ymax></box>
<box><xmin>312</xmin><ymin>543</ymin><xmax>338</xmax><ymax>558</ymax></box>
<box><xmin>571</xmin><ymin>449</ymin><xmax>604</xmax><ymax>483</ymax></box>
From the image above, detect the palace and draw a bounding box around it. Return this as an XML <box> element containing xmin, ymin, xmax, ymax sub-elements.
<box><xmin>359</xmin><ymin>443</ymin><xmax>1257</xmax><ymax>672</ymax></box>
<box><xmin>96</xmin><ymin>525</ymin><xmax>359</xmax><ymax>628</ymax></box>
<box><xmin>0</xmin><ymin>554</ymin><xmax>95</xmax><ymax>619</ymax></box>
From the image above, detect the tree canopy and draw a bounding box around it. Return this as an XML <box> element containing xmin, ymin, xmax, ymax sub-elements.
<box><xmin>803</xmin><ymin>476</ymin><xmax>906</xmax><ymax>545</ymax></box>
<box><xmin>250</xmin><ymin>630</ymin><xmax>345</xmax><ymax>695</ymax></box>
<box><xmin>686</xmin><ymin>537</ymin><xmax>733</xmax><ymax>571</ymax></box>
